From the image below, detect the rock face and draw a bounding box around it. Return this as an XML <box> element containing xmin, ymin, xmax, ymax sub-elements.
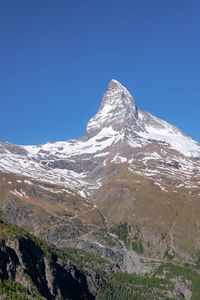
<box><xmin>0</xmin><ymin>219</ymin><xmax>194</xmax><ymax>300</ymax></box>
<box><xmin>0</xmin><ymin>79</ymin><xmax>200</xmax><ymax>198</ymax></box>
<box><xmin>86</xmin><ymin>79</ymin><xmax>139</xmax><ymax>137</ymax></box>
<box><xmin>0</xmin><ymin>221</ymin><xmax>108</xmax><ymax>300</ymax></box>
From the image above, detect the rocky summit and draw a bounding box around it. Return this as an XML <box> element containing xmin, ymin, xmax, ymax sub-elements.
<box><xmin>0</xmin><ymin>80</ymin><xmax>200</xmax><ymax>299</ymax></box>
<box><xmin>0</xmin><ymin>79</ymin><xmax>200</xmax><ymax>197</ymax></box>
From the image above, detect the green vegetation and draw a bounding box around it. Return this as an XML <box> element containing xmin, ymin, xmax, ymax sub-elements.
<box><xmin>154</xmin><ymin>263</ymin><xmax>200</xmax><ymax>300</ymax></box>
<box><xmin>196</xmin><ymin>254</ymin><xmax>200</xmax><ymax>268</ymax></box>
<box><xmin>0</xmin><ymin>278</ymin><xmax>44</xmax><ymax>300</ymax></box>
<box><xmin>132</xmin><ymin>239</ymin><xmax>144</xmax><ymax>254</ymax></box>
<box><xmin>2</xmin><ymin>218</ymin><xmax>200</xmax><ymax>299</ymax></box>
<box><xmin>110</xmin><ymin>222</ymin><xmax>145</xmax><ymax>254</ymax></box>
<box><xmin>161</xmin><ymin>232</ymin><xmax>167</xmax><ymax>241</ymax></box>
<box><xmin>57</xmin><ymin>247</ymin><xmax>109</xmax><ymax>271</ymax></box>
<box><xmin>0</xmin><ymin>217</ymin><xmax>109</xmax><ymax>270</ymax></box>
<box><xmin>110</xmin><ymin>222</ymin><xmax>130</xmax><ymax>246</ymax></box>
<box><xmin>163</xmin><ymin>247</ymin><xmax>175</xmax><ymax>260</ymax></box>
<box><xmin>92</xmin><ymin>230</ymin><xmax>117</xmax><ymax>247</ymax></box>
<box><xmin>98</xmin><ymin>272</ymin><xmax>174</xmax><ymax>300</ymax></box>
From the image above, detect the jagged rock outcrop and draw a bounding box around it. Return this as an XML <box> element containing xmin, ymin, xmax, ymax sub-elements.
<box><xmin>0</xmin><ymin>219</ymin><xmax>116</xmax><ymax>299</ymax></box>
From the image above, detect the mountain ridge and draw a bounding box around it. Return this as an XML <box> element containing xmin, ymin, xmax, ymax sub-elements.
<box><xmin>0</xmin><ymin>79</ymin><xmax>199</xmax><ymax>198</ymax></box>
<box><xmin>0</xmin><ymin>80</ymin><xmax>200</xmax><ymax>286</ymax></box>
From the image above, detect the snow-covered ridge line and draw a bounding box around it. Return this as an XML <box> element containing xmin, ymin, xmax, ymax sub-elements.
<box><xmin>0</xmin><ymin>79</ymin><xmax>199</xmax><ymax>196</ymax></box>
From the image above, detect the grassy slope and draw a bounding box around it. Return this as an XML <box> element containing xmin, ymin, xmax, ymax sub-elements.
<box><xmin>0</xmin><ymin>171</ymin><xmax>108</xmax><ymax>245</ymax></box>
<box><xmin>93</xmin><ymin>165</ymin><xmax>200</xmax><ymax>262</ymax></box>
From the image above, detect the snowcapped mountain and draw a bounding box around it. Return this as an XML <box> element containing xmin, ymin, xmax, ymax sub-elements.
<box><xmin>0</xmin><ymin>79</ymin><xmax>200</xmax><ymax>196</ymax></box>
<box><xmin>86</xmin><ymin>79</ymin><xmax>200</xmax><ymax>157</ymax></box>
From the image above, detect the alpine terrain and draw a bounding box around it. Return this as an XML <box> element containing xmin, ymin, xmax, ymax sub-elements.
<box><xmin>0</xmin><ymin>80</ymin><xmax>200</xmax><ymax>299</ymax></box>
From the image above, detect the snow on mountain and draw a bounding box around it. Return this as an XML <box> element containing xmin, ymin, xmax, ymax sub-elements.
<box><xmin>0</xmin><ymin>79</ymin><xmax>200</xmax><ymax>196</ymax></box>
<box><xmin>86</xmin><ymin>79</ymin><xmax>140</xmax><ymax>137</ymax></box>
<box><xmin>86</xmin><ymin>79</ymin><xmax>200</xmax><ymax>157</ymax></box>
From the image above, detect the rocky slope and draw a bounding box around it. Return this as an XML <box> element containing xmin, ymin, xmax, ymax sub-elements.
<box><xmin>0</xmin><ymin>219</ymin><xmax>115</xmax><ymax>299</ymax></box>
<box><xmin>1</xmin><ymin>218</ymin><xmax>199</xmax><ymax>300</ymax></box>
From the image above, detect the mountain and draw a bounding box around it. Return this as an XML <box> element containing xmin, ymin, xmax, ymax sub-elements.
<box><xmin>1</xmin><ymin>218</ymin><xmax>198</xmax><ymax>300</ymax></box>
<box><xmin>0</xmin><ymin>79</ymin><xmax>200</xmax><ymax>198</ymax></box>
<box><xmin>0</xmin><ymin>80</ymin><xmax>200</xmax><ymax>299</ymax></box>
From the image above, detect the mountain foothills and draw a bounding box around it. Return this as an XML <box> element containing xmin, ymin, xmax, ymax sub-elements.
<box><xmin>0</xmin><ymin>80</ymin><xmax>200</xmax><ymax>299</ymax></box>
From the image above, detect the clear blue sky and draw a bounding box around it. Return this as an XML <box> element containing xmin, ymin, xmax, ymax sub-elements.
<box><xmin>0</xmin><ymin>0</ymin><xmax>200</xmax><ymax>145</ymax></box>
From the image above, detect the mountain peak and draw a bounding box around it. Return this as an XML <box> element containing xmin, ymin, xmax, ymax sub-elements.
<box><xmin>108</xmin><ymin>79</ymin><xmax>133</xmax><ymax>97</ymax></box>
<box><xmin>108</xmin><ymin>79</ymin><xmax>125</xmax><ymax>91</ymax></box>
<box><xmin>83</xmin><ymin>80</ymin><xmax>200</xmax><ymax>157</ymax></box>
<box><xmin>86</xmin><ymin>80</ymin><xmax>137</xmax><ymax>137</ymax></box>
